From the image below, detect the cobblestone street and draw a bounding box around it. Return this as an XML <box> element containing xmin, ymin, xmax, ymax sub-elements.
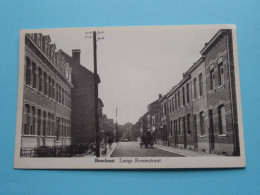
<box><xmin>110</xmin><ymin>142</ymin><xmax>184</xmax><ymax>157</ymax></box>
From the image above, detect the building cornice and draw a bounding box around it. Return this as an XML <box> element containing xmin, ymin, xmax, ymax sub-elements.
<box><xmin>200</xmin><ymin>29</ymin><xmax>229</xmax><ymax>55</ymax></box>
<box><xmin>26</xmin><ymin>34</ymin><xmax>73</xmax><ymax>88</ymax></box>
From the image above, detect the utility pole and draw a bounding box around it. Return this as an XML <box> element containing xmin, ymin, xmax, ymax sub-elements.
<box><xmin>115</xmin><ymin>107</ymin><xmax>118</xmax><ymax>142</ymax></box>
<box><xmin>85</xmin><ymin>30</ymin><xmax>104</xmax><ymax>157</ymax></box>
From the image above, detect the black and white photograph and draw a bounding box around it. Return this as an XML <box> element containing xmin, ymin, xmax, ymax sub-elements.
<box><xmin>14</xmin><ymin>25</ymin><xmax>246</xmax><ymax>169</ymax></box>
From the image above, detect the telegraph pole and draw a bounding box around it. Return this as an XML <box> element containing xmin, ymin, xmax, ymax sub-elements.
<box><xmin>116</xmin><ymin>108</ymin><xmax>118</xmax><ymax>142</ymax></box>
<box><xmin>85</xmin><ymin>30</ymin><xmax>104</xmax><ymax>157</ymax></box>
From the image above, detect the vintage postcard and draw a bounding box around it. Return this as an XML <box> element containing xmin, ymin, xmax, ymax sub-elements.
<box><xmin>14</xmin><ymin>25</ymin><xmax>246</xmax><ymax>169</ymax></box>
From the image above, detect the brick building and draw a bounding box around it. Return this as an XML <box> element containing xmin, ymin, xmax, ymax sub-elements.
<box><xmin>139</xmin><ymin>112</ymin><xmax>149</xmax><ymax>136</ymax></box>
<box><xmin>135</xmin><ymin>29</ymin><xmax>240</xmax><ymax>156</ymax></box>
<box><xmin>157</xmin><ymin>94</ymin><xmax>169</xmax><ymax>146</ymax></box>
<box><xmin>201</xmin><ymin>29</ymin><xmax>239</xmax><ymax>155</ymax></box>
<box><xmin>22</xmin><ymin>33</ymin><xmax>73</xmax><ymax>149</ymax></box>
<box><xmin>60</xmin><ymin>49</ymin><xmax>101</xmax><ymax>145</ymax></box>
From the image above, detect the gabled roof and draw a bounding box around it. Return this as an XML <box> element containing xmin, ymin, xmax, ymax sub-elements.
<box><xmin>43</xmin><ymin>35</ymin><xmax>51</xmax><ymax>42</ymax></box>
<box><xmin>200</xmin><ymin>29</ymin><xmax>230</xmax><ymax>55</ymax></box>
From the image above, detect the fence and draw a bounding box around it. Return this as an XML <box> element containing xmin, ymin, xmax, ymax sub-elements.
<box><xmin>20</xmin><ymin>144</ymin><xmax>94</xmax><ymax>157</ymax></box>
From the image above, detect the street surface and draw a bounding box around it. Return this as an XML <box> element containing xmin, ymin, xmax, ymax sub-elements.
<box><xmin>111</xmin><ymin>142</ymin><xmax>184</xmax><ymax>157</ymax></box>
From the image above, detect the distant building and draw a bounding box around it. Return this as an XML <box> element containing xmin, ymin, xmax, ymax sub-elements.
<box><xmin>60</xmin><ymin>49</ymin><xmax>101</xmax><ymax>145</ymax></box>
<box><xmin>157</xmin><ymin>94</ymin><xmax>169</xmax><ymax>146</ymax></box>
<box><xmin>22</xmin><ymin>33</ymin><xmax>73</xmax><ymax>149</ymax></box>
<box><xmin>139</xmin><ymin>112</ymin><xmax>149</xmax><ymax>136</ymax></box>
<box><xmin>129</xmin><ymin>121</ymin><xmax>141</xmax><ymax>141</ymax></box>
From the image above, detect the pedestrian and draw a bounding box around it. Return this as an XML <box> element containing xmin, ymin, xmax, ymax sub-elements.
<box><xmin>108</xmin><ymin>137</ymin><xmax>113</xmax><ymax>150</ymax></box>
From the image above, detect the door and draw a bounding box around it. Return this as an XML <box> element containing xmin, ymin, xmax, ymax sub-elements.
<box><xmin>209</xmin><ymin>109</ymin><xmax>215</xmax><ymax>153</ymax></box>
<box><xmin>183</xmin><ymin>117</ymin><xmax>187</xmax><ymax>149</ymax></box>
<box><xmin>193</xmin><ymin>115</ymin><xmax>198</xmax><ymax>150</ymax></box>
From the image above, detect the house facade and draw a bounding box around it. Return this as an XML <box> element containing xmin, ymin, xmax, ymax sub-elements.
<box><xmin>22</xmin><ymin>33</ymin><xmax>73</xmax><ymax>149</ymax></box>
<box><xmin>60</xmin><ymin>49</ymin><xmax>101</xmax><ymax>145</ymax></box>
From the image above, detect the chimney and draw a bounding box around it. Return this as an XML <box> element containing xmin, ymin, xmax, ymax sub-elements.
<box><xmin>72</xmin><ymin>49</ymin><xmax>81</xmax><ymax>64</ymax></box>
<box><xmin>159</xmin><ymin>94</ymin><xmax>162</xmax><ymax>99</ymax></box>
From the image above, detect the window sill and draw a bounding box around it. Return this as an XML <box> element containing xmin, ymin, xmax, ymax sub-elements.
<box><xmin>199</xmin><ymin>95</ymin><xmax>204</xmax><ymax>99</ymax></box>
<box><xmin>208</xmin><ymin>89</ymin><xmax>216</xmax><ymax>94</ymax></box>
<box><xmin>199</xmin><ymin>135</ymin><xmax>206</xmax><ymax>138</ymax></box>
<box><xmin>22</xmin><ymin>134</ymin><xmax>38</xmax><ymax>137</ymax></box>
<box><xmin>218</xmin><ymin>84</ymin><xmax>225</xmax><ymax>89</ymax></box>
<box><xmin>218</xmin><ymin>134</ymin><xmax>227</xmax><ymax>137</ymax></box>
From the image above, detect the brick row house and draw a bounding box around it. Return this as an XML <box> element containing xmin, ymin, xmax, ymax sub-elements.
<box><xmin>22</xmin><ymin>33</ymin><xmax>73</xmax><ymax>148</ymax></box>
<box><xmin>21</xmin><ymin>33</ymin><xmax>102</xmax><ymax>151</ymax></box>
<box><xmin>135</xmin><ymin>29</ymin><xmax>240</xmax><ymax>156</ymax></box>
<box><xmin>59</xmin><ymin>49</ymin><xmax>101</xmax><ymax>145</ymax></box>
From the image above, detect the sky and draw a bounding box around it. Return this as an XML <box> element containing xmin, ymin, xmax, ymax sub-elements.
<box><xmin>46</xmin><ymin>26</ymin><xmax>219</xmax><ymax>125</ymax></box>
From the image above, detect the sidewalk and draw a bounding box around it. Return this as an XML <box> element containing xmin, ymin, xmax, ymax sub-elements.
<box><xmin>106</xmin><ymin>142</ymin><xmax>118</xmax><ymax>157</ymax></box>
<box><xmin>154</xmin><ymin>144</ymin><xmax>218</xmax><ymax>157</ymax></box>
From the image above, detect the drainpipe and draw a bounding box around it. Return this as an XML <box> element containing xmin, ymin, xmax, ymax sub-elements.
<box><xmin>226</xmin><ymin>31</ymin><xmax>240</xmax><ymax>156</ymax></box>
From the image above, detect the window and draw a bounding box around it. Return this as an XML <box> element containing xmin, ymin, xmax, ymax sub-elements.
<box><xmin>44</xmin><ymin>72</ymin><xmax>47</xmax><ymax>95</ymax></box>
<box><xmin>25</xmin><ymin>57</ymin><xmax>31</xmax><ymax>85</ymax></box>
<box><xmin>48</xmin><ymin>76</ymin><xmax>52</xmax><ymax>98</ymax></box>
<box><xmin>59</xmin><ymin>85</ymin><xmax>62</xmax><ymax>103</ymax></box>
<box><xmin>218</xmin><ymin>58</ymin><xmax>224</xmax><ymax>86</ymax></box>
<box><xmin>218</xmin><ymin>105</ymin><xmax>227</xmax><ymax>135</ymax></box>
<box><xmin>45</xmin><ymin>41</ymin><xmax>48</xmax><ymax>55</ymax></box>
<box><xmin>69</xmin><ymin>71</ymin><xmax>71</xmax><ymax>82</ymax></box>
<box><xmin>52</xmin><ymin>114</ymin><xmax>55</xmax><ymax>136</ymax></box>
<box><xmin>182</xmin><ymin>117</ymin><xmax>185</xmax><ymax>137</ymax></box>
<box><xmin>48</xmin><ymin>113</ymin><xmax>51</xmax><ymax>136</ymax></box>
<box><xmin>68</xmin><ymin>120</ymin><xmax>71</xmax><ymax>137</ymax></box>
<box><xmin>152</xmin><ymin>116</ymin><xmax>156</xmax><ymax>125</ymax></box>
<box><xmin>186</xmin><ymin>83</ymin><xmax>190</xmax><ymax>104</ymax></box>
<box><xmin>170</xmin><ymin>120</ymin><xmax>173</xmax><ymax>136</ymax></box>
<box><xmin>56</xmin><ymin>83</ymin><xmax>59</xmax><ymax>102</ymax></box>
<box><xmin>172</xmin><ymin>97</ymin><xmax>175</xmax><ymax>111</ymax></box>
<box><xmin>178</xmin><ymin>91</ymin><xmax>180</xmax><ymax>108</ymax></box>
<box><xmin>210</xmin><ymin>65</ymin><xmax>215</xmax><ymax>90</ymax></box>
<box><xmin>38</xmin><ymin>68</ymin><xmax>43</xmax><ymax>92</ymax></box>
<box><xmin>43</xmin><ymin>111</ymin><xmax>46</xmax><ymax>136</ymax></box>
<box><xmin>51</xmin><ymin>48</ymin><xmax>54</xmax><ymax>61</ymax></box>
<box><xmin>61</xmin><ymin>88</ymin><xmax>64</xmax><ymax>105</ymax></box>
<box><xmin>31</xmin><ymin>107</ymin><xmax>36</xmax><ymax>135</ymax></box>
<box><xmin>182</xmin><ymin>86</ymin><xmax>185</xmax><ymax>105</ymax></box>
<box><xmin>169</xmin><ymin>99</ymin><xmax>172</xmax><ymax>113</ymax></box>
<box><xmin>33</xmin><ymin>33</ymin><xmax>37</xmax><ymax>42</ymax></box>
<box><xmin>42</xmin><ymin>39</ymin><xmax>45</xmax><ymax>52</ymax></box>
<box><xmin>187</xmin><ymin>114</ymin><xmax>191</xmax><ymax>134</ymax></box>
<box><xmin>193</xmin><ymin>114</ymin><xmax>197</xmax><ymax>136</ymax></box>
<box><xmin>199</xmin><ymin>73</ymin><xmax>203</xmax><ymax>97</ymax></box>
<box><xmin>56</xmin><ymin>117</ymin><xmax>60</xmax><ymax>140</ymax></box>
<box><xmin>63</xmin><ymin>119</ymin><xmax>67</xmax><ymax>137</ymax></box>
<box><xmin>37</xmin><ymin>109</ymin><xmax>41</xmax><ymax>135</ymax></box>
<box><xmin>193</xmin><ymin>78</ymin><xmax>197</xmax><ymax>99</ymax></box>
<box><xmin>32</xmin><ymin>62</ymin><xmax>37</xmax><ymax>88</ymax></box>
<box><xmin>175</xmin><ymin>94</ymin><xmax>177</xmax><ymax>110</ymax></box>
<box><xmin>200</xmin><ymin>112</ymin><xmax>205</xmax><ymax>136</ymax></box>
<box><xmin>37</xmin><ymin>34</ymin><xmax>42</xmax><ymax>47</ymax></box>
<box><xmin>52</xmin><ymin>79</ymin><xmax>55</xmax><ymax>99</ymax></box>
<box><xmin>65</xmin><ymin>90</ymin><xmax>67</xmax><ymax>107</ymax></box>
<box><xmin>61</xmin><ymin>118</ymin><xmax>64</xmax><ymax>137</ymax></box>
<box><xmin>57</xmin><ymin>56</ymin><xmax>60</xmax><ymax>67</ymax></box>
<box><xmin>24</xmin><ymin>104</ymin><xmax>30</xmax><ymax>135</ymax></box>
<box><xmin>178</xmin><ymin>117</ymin><xmax>182</xmax><ymax>135</ymax></box>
